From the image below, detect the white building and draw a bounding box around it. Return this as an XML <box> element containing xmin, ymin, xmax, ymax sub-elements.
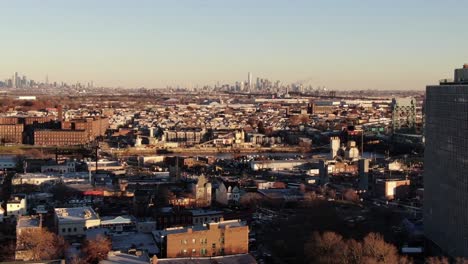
<box><xmin>7</xmin><ymin>194</ymin><xmax>27</xmax><ymax>217</ymax></box>
<box><xmin>344</xmin><ymin>141</ymin><xmax>360</xmax><ymax>160</ymax></box>
<box><xmin>216</xmin><ymin>180</ymin><xmax>240</xmax><ymax>205</ymax></box>
<box><xmin>100</xmin><ymin>215</ymin><xmax>135</xmax><ymax>232</ymax></box>
<box><xmin>55</xmin><ymin>207</ymin><xmax>100</xmax><ymax>236</ymax></box>
<box><xmin>86</xmin><ymin>159</ymin><xmax>124</xmax><ymax>172</ymax></box>
<box><xmin>12</xmin><ymin>173</ymin><xmax>61</xmax><ymax>186</ymax></box>
<box><xmin>137</xmin><ymin>155</ymin><xmax>164</xmax><ymax>165</ymax></box>
<box><xmin>41</xmin><ymin>161</ymin><xmax>76</xmax><ymax>174</ymax></box>
<box><xmin>250</xmin><ymin>159</ymin><xmax>309</xmax><ymax>171</ymax></box>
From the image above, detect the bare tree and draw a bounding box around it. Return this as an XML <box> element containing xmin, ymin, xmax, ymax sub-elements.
<box><xmin>305</xmin><ymin>231</ymin><xmax>412</xmax><ymax>264</ymax></box>
<box><xmin>304</xmin><ymin>231</ymin><xmax>348</xmax><ymax>264</ymax></box>
<box><xmin>16</xmin><ymin>228</ymin><xmax>66</xmax><ymax>261</ymax></box>
<box><xmin>82</xmin><ymin>235</ymin><xmax>112</xmax><ymax>264</ymax></box>
<box><xmin>361</xmin><ymin>233</ymin><xmax>400</xmax><ymax>264</ymax></box>
<box><xmin>426</xmin><ymin>257</ymin><xmax>449</xmax><ymax>264</ymax></box>
<box><xmin>343</xmin><ymin>188</ymin><xmax>360</xmax><ymax>203</ymax></box>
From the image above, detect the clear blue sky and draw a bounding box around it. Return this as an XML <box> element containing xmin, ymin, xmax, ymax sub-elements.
<box><xmin>1</xmin><ymin>0</ymin><xmax>467</xmax><ymax>89</ymax></box>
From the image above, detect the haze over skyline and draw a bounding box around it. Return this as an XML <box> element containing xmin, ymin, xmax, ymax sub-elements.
<box><xmin>1</xmin><ymin>0</ymin><xmax>467</xmax><ymax>90</ymax></box>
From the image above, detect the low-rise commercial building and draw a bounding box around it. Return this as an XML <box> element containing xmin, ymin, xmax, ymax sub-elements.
<box><xmin>12</xmin><ymin>173</ymin><xmax>61</xmax><ymax>186</ymax></box>
<box><xmin>55</xmin><ymin>206</ymin><xmax>101</xmax><ymax>236</ymax></box>
<box><xmin>155</xmin><ymin>219</ymin><xmax>249</xmax><ymax>258</ymax></box>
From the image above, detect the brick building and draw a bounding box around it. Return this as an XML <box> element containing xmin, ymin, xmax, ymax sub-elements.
<box><xmin>33</xmin><ymin>117</ymin><xmax>109</xmax><ymax>146</ymax></box>
<box><xmin>34</xmin><ymin>130</ymin><xmax>89</xmax><ymax>146</ymax></box>
<box><xmin>0</xmin><ymin>124</ymin><xmax>23</xmax><ymax>144</ymax></box>
<box><xmin>0</xmin><ymin>115</ymin><xmax>58</xmax><ymax>144</ymax></box>
<box><xmin>61</xmin><ymin>117</ymin><xmax>109</xmax><ymax>138</ymax></box>
<box><xmin>0</xmin><ymin>117</ymin><xmax>20</xmax><ymax>125</ymax></box>
<box><xmin>156</xmin><ymin>220</ymin><xmax>248</xmax><ymax>258</ymax></box>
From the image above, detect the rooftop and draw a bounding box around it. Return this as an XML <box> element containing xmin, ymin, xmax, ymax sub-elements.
<box><xmin>189</xmin><ymin>209</ymin><xmax>224</xmax><ymax>216</ymax></box>
<box><xmin>17</xmin><ymin>216</ymin><xmax>41</xmax><ymax>229</ymax></box>
<box><xmin>156</xmin><ymin>253</ymin><xmax>256</xmax><ymax>264</ymax></box>
<box><xmin>16</xmin><ymin>173</ymin><xmax>60</xmax><ymax>179</ymax></box>
<box><xmin>101</xmin><ymin>251</ymin><xmax>150</xmax><ymax>264</ymax></box>
<box><xmin>101</xmin><ymin>215</ymin><xmax>135</xmax><ymax>225</ymax></box>
<box><xmin>154</xmin><ymin>220</ymin><xmax>246</xmax><ymax>238</ymax></box>
<box><xmin>111</xmin><ymin>233</ymin><xmax>159</xmax><ymax>255</ymax></box>
<box><xmin>55</xmin><ymin>206</ymin><xmax>99</xmax><ymax>222</ymax></box>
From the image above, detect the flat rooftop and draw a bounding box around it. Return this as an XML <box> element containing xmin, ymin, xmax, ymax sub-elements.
<box><xmin>15</xmin><ymin>173</ymin><xmax>60</xmax><ymax>179</ymax></box>
<box><xmin>111</xmin><ymin>233</ymin><xmax>159</xmax><ymax>255</ymax></box>
<box><xmin>156</xmin><ymin>254</ymin><xmax>256</xmax><ymax>264</ymax></box>
<box><xmin>189</xmin><ymin>209</ymin><xmax>223</xmax><ymax>216</ymax></box>
<box><xmin>154</xmin><ymin>220</ymin><xmax>245</xmax><ymax>238</ymax></box>
<box><xmin>101</xmin><ymin>251</ymin><xmax>150</xmax><ymax>264</ymax></box>
<box><xmin>17</xmin><ymin>216</ymin><xmax>41</xmax><ymax>229</ymax></box>
<box><xmin>55</xmin><ymin>206</ymin><xmax>99</xmax><ymax>222</ymax></box>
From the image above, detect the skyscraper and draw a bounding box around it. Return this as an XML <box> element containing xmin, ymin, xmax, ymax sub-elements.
<box><xmin>247</xmin><ymin>72</ymin><xmax>252</xmax><ymax>93</ymax></box>
<box><xmin>13</xmin><ymin>72</ymin><xmax>19</xmax><ymax>88</ymax></box>
<box><xmin>424</xmin><ymin>65</ymin><xmax>468</xmax><ymax>257</ymax></box>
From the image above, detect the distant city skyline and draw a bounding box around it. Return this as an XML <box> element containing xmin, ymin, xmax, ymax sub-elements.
<box><xmin>1</xmin><ymin>0</ymin><xmax>467</xmax><ymax>89</ymax></box>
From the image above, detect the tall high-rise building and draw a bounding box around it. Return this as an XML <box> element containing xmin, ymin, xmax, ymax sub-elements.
<box><xmin>391</xmin><ymin>97</ymin><xmax>416</xmax><ymax>133</ymax></box>
<box><xmin>13</xmin><ymin>72</ymin><xmax>18</xmax><ymax>88</ymax></box>
<box><xmin>247</xmin><ymin>72</ymin><xmax>252</xmax><ymax>93</ymax></box>
<box><xmin>424</xmin><ymin>65</ymin><xmax>468</xmax><ymax>257</ymax></box>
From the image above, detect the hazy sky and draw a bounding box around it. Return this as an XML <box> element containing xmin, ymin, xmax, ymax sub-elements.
<box><xmin>1</xmin><ymin>0</ymin><xmax>467</xmax><ymax>89</ymax></box>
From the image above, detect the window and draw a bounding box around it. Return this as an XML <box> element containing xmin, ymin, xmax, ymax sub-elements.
<box><xmin>192</xmin><ymin>249</ymin><xmax>196</xmax><ymax>254</ymax></box>
<box><xmin>192</xmin><ymin>238</ymin><xmax>196</xmax><ymax>244</ymax></box>
<box><xmin>62</xmin><ymin>228</ymin><xmax>66</xmax><ymax>233</ymax></box>
<box><xmin>68</xmin><ymin>228</ymin><xmax>71</xmax><ymax>232</ymax></box>
<box><xmin>73</xmin><ymin>227</ymin><xmax>77</xmax><ymax>232</ymax></box>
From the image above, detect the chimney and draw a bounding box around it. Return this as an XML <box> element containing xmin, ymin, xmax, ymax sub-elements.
<box><xmin>464</xmin><ymin>64</ymin><xmax>468</xmax><ymax>69</ymax></box>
